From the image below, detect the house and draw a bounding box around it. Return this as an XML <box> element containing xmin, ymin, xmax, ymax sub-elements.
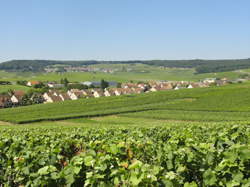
<box><xmin>10</xmin><ymin>90</ymin><xmax>25</xmax><ymax>104</ymax></box>
<box><xmin>174</xmin><ymin>84</ymin><xmax>183</xmax><ymax>90</ymax></box>
<box><xmin>43</xmin><ymin>92</ymin><xmax>63</xmax><ymax>103</ymax></box>
<box><xmin>137</xmin><ymin>83</ymin><xmax>148</xmax><ymax>90</ymax></box>
<box><xmin>82</xmin><ymin>89</ymin><xmax>93</xmax><ymax>98</ymax></box>
<box><xmin>187</xmin><ymin>83</ymin><xmax>201</xmax><ymax>89</ymax></box>
<box><xmin>47</xmin><ymin>82</ymin><xmax>64</xmax><ymax>88</ymax></box>
<box><xmin>67</xmin><ymin>89</ymin><xmax>78</xmax><ymax>99</ymax></box>
<box><xmin>133</xmin><ymin>88</ymin><xmax>145</xmax><ymax>94</ymax></box>
<box><xmin>81</xmin><ymin>81</ymin><xmax>101</xmax><ymax>87</ymax></box>
<box><xmin>69</xmin><ymin>92</ymin><xmax>80</xmax><ymax>100</ymax></box>
<box><xmin>92</xmin><ymin>89</ymin><xmax>105</xmax><ymax>98</ymax></box>
<box><xmin>215</xmin><ymin>80</ymin><xmax>229</xmax><ymax>86</ymax></box>
<box><xmin>122</xmin><ymin>83</ymin><xmax>137</xmax><ymax>89</ymax></box>
<box><xmin>67</xmin><ymin>89</ymin><xmax>85</xmax><ymax>100</ymax></box>
<box><xmin>107</xmin><ymin>81</ymin><xmax>118</xmax><ymax>87</ymax></box>
<box><xmin>0</xmin><ymin>95</ymin><xmax>12</xmax><ymax>108</ymax></box>
<box><xmin>104</xmin><ymin>89</ymin><xmax>116</xmax><ymax>97</ymax></box>
<box><xmin>47</xmin><ymin>90</ymin><xmax>61</xmax><ymax>96</ymax></box>
<box><xmin>203</xmin><ymin>78</ymin><xmax>216</xmax><ymax>84</ymax></box>
<box><xmin>149</xmin><ymin>81</ymin><xmax>158</xmax><ymax>87</ymax></box>
<box><xmin>150</xmin><ymin>82</ymin><xmax>173</xmax><ymax>92</ymax></box>
<box><xmin>43</xmin><ymin>92</ymin><xmax>52</xmax><ymax>103</ymax></box>
<box><xmin>122</xmin><ymin>88</ymin><xmax>135</xmax><ymax>95</ymax></box>
<box><xmin>113</xmin><ymin>88</ymin><xmax>124</xmax><ymax>96</ymax></box>
<box><xmin>49</xmin><ymin>95</ymin><xmax>63</xmax><ymax>103</ymax></box>
<box><xmin>81</xmin><ymin>81</ymin><xmax>93</xmax><ymax>87</ymax></box>
<box><xmin>161</xmin><ymin>83</ymin><xmax>173</xmax><ymax>90</ymax></box>
<box><xmin>150</xmin><ymin>86</ymin><xmax>161</xmax><ymax>92</ymax></box>
<box><xmin>81</xmin><ymin>81</ymin><xmax>117</xmax><ymax>88</ymax></box>
<box><xmin>27</xmin><ymin>81</ymin><xmax>41</xmax><ymax>87</ymax></box>
<box><xmin>234</xmin><ymin>79</ymin><xmax>247</xmax><ymax>83</ymax></box>
<box><xmin>59</xmin><ymin>93</ymin><xmax>71</xmax><ymax>101</ymax></box>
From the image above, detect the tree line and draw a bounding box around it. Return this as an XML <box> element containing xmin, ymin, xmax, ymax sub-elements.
<box><xmin>0</xmin><ymin>58</ymin><xmax>250</xmax><ymax>73</ymax></box>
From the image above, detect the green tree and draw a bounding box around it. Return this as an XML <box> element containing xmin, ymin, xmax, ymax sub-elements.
<box><xmin>16</xmin><ymin>80</ymin><xmax>27</xmax><ymax>86</ymax></box>
<box><xmin>61</xmin><ymin>78</ymin><xmax>69</xmax><ymax>87</ymax></box>
<box><xmin>20</xmin><ymin>94</ymin><xmax>32</xmax><ymax>106</ymax></box>
<box><xmin>100</xmin><ymin>79</ymin><xmax>109</xmax><ymax>90</ymax></box>
<box><xmin>117</xmin><ymin>82</ymin><xmax>122</xmax><ymax>88</ymax></box>
<box><xmin>34</xmin><ymin>82</ymin><xmax>45</xmax><ymax>89</ymax></box>
<box><xmin>7</xmin><ymin>89</ymin><xmax>14</xmax><ymax>96</ymax></box>
<box><xmin>31</xmin><ymin>94</ymin><xmax>45</xmax><ymax>104</ymax></box>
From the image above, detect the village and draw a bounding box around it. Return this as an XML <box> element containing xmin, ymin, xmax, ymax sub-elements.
<box><xmin>0</xmin><ymin>77</ymin><xmax>241</xmax><ymax>109</ymax></box>
<box><xmin>45</xmin><ymin>65</ymin><xmax>117</xmax><ymax>73</ymax></box>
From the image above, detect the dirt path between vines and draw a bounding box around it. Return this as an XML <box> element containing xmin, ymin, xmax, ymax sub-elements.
<box><xmin>0</xmin><ymin>121</ymin><xmax>14</xmax><ymax>126</ymax></box>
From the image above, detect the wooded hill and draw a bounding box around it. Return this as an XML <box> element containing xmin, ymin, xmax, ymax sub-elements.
<box><xmin>0</xmin><ymin>58</ymin><xmax>250</xmax><ymax>73</ymax></box>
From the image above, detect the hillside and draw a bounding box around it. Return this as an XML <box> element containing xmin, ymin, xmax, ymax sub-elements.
<box><xmin>1</xmin><ymin>59</ymin><xmax>250</xmax><ymax>73</ymax></box>
<box><xmin>1</xmin><ymin>82</ymin><xmax>250</xmax><ymax>186</ymax></box>
<box><xmin>1</xmin><ymin>79</ymin><xmax>250</xmax><ymax>187</ymax></box>
<box><xmin>1</xmin><ymin>82</ymin><xmax>250</xmax><ymax>124</ymax></box>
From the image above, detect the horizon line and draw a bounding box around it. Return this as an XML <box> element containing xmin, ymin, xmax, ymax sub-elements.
<box><xmin>1</xmin><ymin>57</ymin><xmax>250</xmax><ymax>63</ymax></box>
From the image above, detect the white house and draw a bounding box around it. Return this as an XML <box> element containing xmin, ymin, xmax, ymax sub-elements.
<box><xmin>43</xmin><ymin>92</ymin><xmax>63</xmax><ymax>103</ymax></box>
<box><xmin>93</xmin><ymin>90</ymin><xmax>104</xmax><ymax>98</ymax></box>
<box><xmin>47</xmin><ymin>83</ymin><xmax>64</xmax><ymax>88</ymax></box>
<box><xmin>10</xmin><ymin>91</ymin><xmax>25</xmax><ymax>104</ymax></box>
<box><xmin>203</xmin><ymin>78</ymin><xmax>216</xmax><ymax>84</ymax></box>
<box><xmin>11</xmin><ymin>95</ymin><xmax>19</xmax><ymax>103</ymax></box>
<box><xmin>27</xmin><ymin>81</ymin><xmax>41</xmax><ymax>87</ymax></box>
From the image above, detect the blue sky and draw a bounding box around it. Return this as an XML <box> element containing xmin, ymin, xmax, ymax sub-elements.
<box><xmin>0</xmin><ymin>0</ymin><xmax>249</xmax><ymax>62</ymax></box>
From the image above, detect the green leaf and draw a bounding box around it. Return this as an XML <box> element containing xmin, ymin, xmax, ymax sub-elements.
<box><xmin>51</xmin><ymin>172</ymin><xmax>59</xmax><ymax>180</ymax></box>
<box><xmin>38</xmin><ymin>166</ymin><xmax>49</xmax><ymax>175</ymax></box>
<box><xmin>184</xmin><ymin>182</ymin><xmax>198</xmax><ymax>187</ymax></box>
<box><xmin>110</xmin><ymin>144</ymin><xmax>118</xmax><ymax>154</ymax></box>
<box><xmin>73</xmin><ymin>167</ymin><xmax>81</xmax><ymax>174</ymax></box>
<box><xmin>84</xmin><ymin>156</ymin><xmax>94</xmax><ymax>167</ymax></box>
<box><xmin>239</xmin><ymin>146</ymin><xmax>250</xmax><ymax>160</ymax></box>
<box><xmin>130</xmin><ymin>172</ymin><xmax>142</xmax><ymax>186</ymax></box>
<box><xmin>128</xmin><ymin>160</ymin><xmax>142</xmax><ymax>170</ymax></box>
<box><xmin>233</xmin><ymin>171</ymin><xmax>243</xmax><ymax>182</ymax></box>
<box><xmin>165</xmin><ymin>171</ymin><xmax>176</xmax><ymax>180</ymax></box>
<box><xmin>203</xmin><ymin>169</ymin><xmax>217</xmax><ymax>186</ymax></box>
<box><xmin>65</xmin><ymin>174</ymin><xmax>75</xmax><ymax>186</ymax></box>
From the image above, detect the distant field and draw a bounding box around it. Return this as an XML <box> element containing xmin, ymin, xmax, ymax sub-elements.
<box><xmin>1</xmin><ymin>82</ymin><xmax>250</xmax><ymax>124</ymax></box>
<box><xmin>0</xmin><ymin>64</ymin><xmax>242</xmax><ymax>82</ymax></box>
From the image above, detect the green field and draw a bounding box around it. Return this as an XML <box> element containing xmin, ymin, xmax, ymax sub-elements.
<box><xmin>0</xmin><ymin>84</ymin><xmax>29</xmax><ymax>93</ymax></box>
<box><xmin>0</xmin><ymin>64</ymin><xmax>242</xmax><ymax>83</ymax></box>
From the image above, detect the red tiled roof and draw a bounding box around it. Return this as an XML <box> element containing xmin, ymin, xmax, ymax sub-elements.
<box><xmin>60</xmin><ymin>93</ymin><xmax>71</xmax><ymax>100</ymax></box>
<box><xmin>28</xmin><ymin>81</ymin><xmax>41</xmax><ymax>85</ymax></box>
<box><xmin>50</xmin><ymin>95</ymin><xmax>63</xmax><ymax>102</ymax></box>
<box><xmin>13</xmin><ymin>90</ymin><xmax>25</xmax><ymax>97</ymax></box>
<box><xmin>0</xmin><ymin>95</ymin><xmax>11</xmax><ymax>107</ymax></box>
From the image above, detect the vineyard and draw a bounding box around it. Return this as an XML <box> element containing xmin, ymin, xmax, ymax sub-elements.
<box><xmin>1</xmin><ymin>83</ymin><xmax>250</xmax><ymax>124</ymax></box>
<box><xmin>1</xmin><ymin>83</ymin><xmax>250</xmax><ymax>186</ymax></box>
<box><xmin>0</xmin><ymin>123</ymin><xmax>250</xmax><ymax>186</ymax></box>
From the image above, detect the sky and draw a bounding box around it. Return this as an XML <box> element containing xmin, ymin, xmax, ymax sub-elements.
<box><xmin>0</xmin><ymin>0</ymin><xmax>249</xmax><ymax>62</ymax></box>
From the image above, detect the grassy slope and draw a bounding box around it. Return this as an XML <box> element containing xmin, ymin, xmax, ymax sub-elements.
<box><xmin>0</xmin><ymin>84</ymin><xmax>29</xmax><ymax>93</ymax></box>
<box><xmin>1</xmin><ymin>82</ymin><xmax>250</xmax><ymax>124</ymax></box>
